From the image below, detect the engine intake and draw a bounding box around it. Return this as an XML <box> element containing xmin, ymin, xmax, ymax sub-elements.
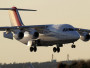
<box><xmin>29</xmin><ymin>30</ymin><xmax>39</xmax><ymax>39</ymax></box>
<box><xmin>14</xmin><ymin>31</ymin><xmax>24</xmax><ymax>40</ymax></box>
<box><xmin>14</xmin><ymin>29</ymin><xmax>39</xmax><ymax>40</ymax></box>
<box><xmin>33</xmin><ymin>32</ymin><xmax>39</xmax><ymax>39</ymax></box>
<box><xmin>80</xmin><ymin>32</ymin><xmax>90</xmax><ymax>41</ymax></box>
<box><xmin>18</xmin><ymin>32</ymin><xmax>24</xmax><ymax>39</ymax></box>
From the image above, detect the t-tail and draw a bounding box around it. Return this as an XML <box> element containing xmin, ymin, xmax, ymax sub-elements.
<box><xmin>9</xmin><ymin>7</ymin><xmax>24</xmax><ymax>26</ymax></box>
<box><xmin>0</xmin><ymin>7</ymin><xmax>37</xmax><ymax>26</ymax></box>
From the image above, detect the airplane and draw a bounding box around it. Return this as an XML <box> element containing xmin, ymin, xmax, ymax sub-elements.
<box><xmin>0</xmin><ymin>7</ymin><xmax>90</xmax><ymax>53</ymax></box>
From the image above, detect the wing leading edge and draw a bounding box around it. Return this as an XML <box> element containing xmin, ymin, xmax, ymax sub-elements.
<box><xmin>0</xmin><ymin>25</ymin><xmax>51</xmax><ymax>33</ymax></box>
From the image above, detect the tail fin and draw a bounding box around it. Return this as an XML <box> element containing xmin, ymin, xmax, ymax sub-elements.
<box><xmin>0</xmin><ymin>7</ymin><xmax>37</xmax><ymax>26</ymax></box>
<box><xmin>9</xmin><ymin>7</ymin><xmax>24</xmax><ymax>26</ymax></box>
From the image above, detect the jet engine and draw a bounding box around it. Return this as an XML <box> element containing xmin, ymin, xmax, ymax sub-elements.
<box><xmin>80</xmin><ymin>32</ymin><xmax>90</xmax><ymax>41</ymax></box>
<box><xmin>29</xmin><ymin>29</ymin><xmax>39</xmax><ymax>39</ymax></box>
<box><xmin>4</xmin><ymin>32</ymin><xmax>13</xmax><ymax>39</ymax></box>
<box><xmin>14</xmin><ymin>31</ymin><xmax>24</xmax><ymax>40</ymax></box>
<box><xmin>14</xmin><ymin>29</ymin><xmax>39</xmax><ymax>40</ymax></box>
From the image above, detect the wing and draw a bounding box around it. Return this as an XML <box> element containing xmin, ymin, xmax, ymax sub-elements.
<box><xmin>75</xmin><ymin>28</ymin><xmax>90</xmax><ymax>35</ymax></box>
<box><xmin>0</xmin><ymin>25</ymin><xmax>51</xmax><ymax>33</ymax></box>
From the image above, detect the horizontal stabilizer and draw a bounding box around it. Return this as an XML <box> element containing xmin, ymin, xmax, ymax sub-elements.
<box><xmin>17</xmin><ymin>8</ymin><xmax>37</xmax><ymax>11</ymax></box>
<box><xmin>0</xmin><ymin>7</ymin><xmax>37</xmax><ymax>11</ymax></box>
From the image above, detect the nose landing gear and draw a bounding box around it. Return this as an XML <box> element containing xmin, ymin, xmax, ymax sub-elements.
<box><xmin>71</xmin><ymin>43</ymin><xmax>76</xmax><ymax>48</ymax></box>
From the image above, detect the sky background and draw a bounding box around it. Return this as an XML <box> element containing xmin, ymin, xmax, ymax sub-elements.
<box><xmin>0</xmin><ymin>0</ymin><xmax>90</xmax><ymax>64</ymax></box>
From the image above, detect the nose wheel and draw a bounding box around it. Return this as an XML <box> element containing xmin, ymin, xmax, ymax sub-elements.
<box><xmin>30</xmin><ymin>46</ymin><xmax>37</xmax><ymax>52</ymax></box>
<box><xmin>71</xmin><ymin>44</ymin><xmax>76</xmax><ymax>48</ymax></box>
<box><xmin>53</xmin><ymin>47</ymin><xmax>60</xmax><ymax>53</ymax></box>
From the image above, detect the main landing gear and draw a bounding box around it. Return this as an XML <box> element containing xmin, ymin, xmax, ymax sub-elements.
<box><xmin>29</xmin><ymin>40</ymin><xmax>39</xmax><ymax>52</ymax></box>
<box><xmin>53</xmin><ymin>47</ymin><xmax>60</xmax><ymax>53</ymax></box>
<box><xmin>30</xmin><ymin>46</ymin><xmax>37</xmax><ymax>52</ymax></box>
<box><xmin>53</xmin><ymin>44</ymin><xmax>63</xmax><ymax>53</ymax></box>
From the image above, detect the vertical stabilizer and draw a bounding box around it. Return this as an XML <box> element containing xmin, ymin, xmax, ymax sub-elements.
<box><xmin>9</xmin><ymin>7</ymin><xmax>24</xmax><ymax>26</ymax></box>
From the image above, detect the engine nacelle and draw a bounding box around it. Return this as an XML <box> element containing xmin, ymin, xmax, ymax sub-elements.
<box><xmin>14</xmin><ymin>31</ymin><xmax>24</xmax><ymax>40</ymax></box>
<box><xmin>29</xmin><ymin>29</ymin><xmax>39</xmax><ymax>39</ymax></box>
<box><xmin>80</xmin><ymin>32</ymin><xmax>90</xmax><ymax>41</ymax></box>
<box><xmin>14</xmin><ymin>29</ymin><xmax>39</xmax><ymax>40</ymax></box>
<box><xmin>4</xmin><ymin>32</ymin><xmax>13</xmax><ymax>39</ymax></box>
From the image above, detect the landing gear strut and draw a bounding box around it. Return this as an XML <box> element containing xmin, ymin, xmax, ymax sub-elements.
<box><xmin>29</xmin><ymin>40</ymin><xmax>40</xmax><ymax>52</ymax></box>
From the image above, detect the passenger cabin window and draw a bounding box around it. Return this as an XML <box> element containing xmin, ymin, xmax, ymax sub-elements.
<box><xmin>63</xmin><ymin>28</ymin><xmax>75</xmax><ymax>31</ymax></box>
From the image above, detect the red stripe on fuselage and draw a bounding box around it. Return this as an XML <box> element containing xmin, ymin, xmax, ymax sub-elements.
<box><xmin>12</xmin><ymin>8</ymin><xmax>22</xmax><ymax>26</ymax></box>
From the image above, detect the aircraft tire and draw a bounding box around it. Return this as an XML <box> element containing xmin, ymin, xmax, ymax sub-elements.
<box><xmin>34</xmin><ymin>46</ymin><xmax>37</xmax><ymax>52</ymax></box>
<box><xmin>53</xmin><ymin>47</ymin><xmax>57</xmax><ymax>52</ymax></box>
<box><xmin>73</xmin><ymin>45</ymin><xmax>76</xmax><ymax>48</ymax></box>
<box><xmin>57</xmin><ymin>47</ymin><xmax>60</xmax><ymax>53</ymax></box>
<box><xmin>30</xmin><ymin>47</ymin><xmax>34</xmax><ymax>52</ymax></box>
<box><xmin>71</xmin><ymin>45</ymin><xmax>76</xmax><ymax>48</ymax></box>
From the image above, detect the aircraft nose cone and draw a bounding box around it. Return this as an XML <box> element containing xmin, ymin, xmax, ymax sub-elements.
<box><xmin>73</xmin><ymin>32</ymin><xmax>80</xmax><ymax>40</ymax></box>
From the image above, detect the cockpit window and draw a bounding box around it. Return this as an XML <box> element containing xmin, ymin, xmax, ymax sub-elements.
<box><xmin>63</xmin><ymin>28</ymin><xmax>75</xmax><ymax>31</ymax></box>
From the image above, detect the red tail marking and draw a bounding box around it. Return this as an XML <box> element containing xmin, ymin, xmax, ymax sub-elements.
<box><xmin>12</xmin><ymin>7</ymin><xmax>22</xmax><ymax>26</ymax></box>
